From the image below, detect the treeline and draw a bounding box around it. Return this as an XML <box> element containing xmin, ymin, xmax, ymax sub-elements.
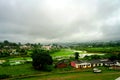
<box><xmin>0</xmin><ymin>40</ymin><xmax>61</xmax><ymax>58</ymax></box>
<box><xmin>84</xmin><ymin>53</ymin><xmax>120</xmax><ymax>61</ymax></box>
<box><xmin>70</xmin><ymin>40</ymin><xmax>120</xmax><ymax>53</ymax></box>
<box><xmin>84</xmin><ymin>47</ymin><xmax>120</xmax><ymax>53</ymax></box>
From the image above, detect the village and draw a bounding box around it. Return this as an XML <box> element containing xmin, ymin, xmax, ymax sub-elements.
<box><xmin>0</xmin><ymin>40</ymin><xmax>120</xmax><ymax>79</ymax></box>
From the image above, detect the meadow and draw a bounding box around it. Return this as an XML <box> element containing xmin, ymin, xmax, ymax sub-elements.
<box><xmin>0</xmin><ymin>49</ymin><xmax>120</xmax><ymax>80</ymax></box>
<box><xmin>0</xmin><ymin>62</ymin><xmax>120</xmax><ymax>80</ymax></box>
<box><xmin>16</xmin><ymin>70</ymin><xmax>120</xmax><ymax>80</ymax></box>
<box><xmin>51</xmin><ymin>49</ymin><xmax>74</xmax><ymax>57</ymax></box>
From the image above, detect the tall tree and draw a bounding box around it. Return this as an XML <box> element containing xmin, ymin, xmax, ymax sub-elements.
<box><xmin>74</xmin><ymin>52</ymin><xmax>79</xmax><ymax>60</ymax></box>
<box><xmin>31</xmin><ymin>49</ymin><xmax>53</xmax><ymax>71</ymax></box>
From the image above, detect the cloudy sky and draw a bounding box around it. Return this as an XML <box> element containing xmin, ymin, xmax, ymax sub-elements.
<box><xmin>0</xmin><ymin>0</ymin><xmax>120</xmax><ymax>43</ymax></box>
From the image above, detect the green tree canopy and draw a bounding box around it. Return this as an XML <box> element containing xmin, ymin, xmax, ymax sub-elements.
<box><xmin>74</xmin><ymin>52</ymin><xmax>79</xmax><ymax>60</ymax></box>
<box><xmin>31</xmin><ymin>49</ymin><xmax>53</xmax><ymax>71</ymax></box>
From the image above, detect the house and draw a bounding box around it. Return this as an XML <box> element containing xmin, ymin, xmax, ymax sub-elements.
<box><xmin>71</xmin><ymin>59</ymin><xmax>115</xmax><ymax>69</ymax></box>
<box><xmin>55</xmin><ymin>59</ymin><xmax>69</xmax><ymax>68</ymax></box>
<box><xmin>42</xmin><ymin>45</ymin><xmax>52</xmax><ymax>50</ymax></box>
<box><xmin>89</xmin><ymin>59</ymin><xmax>114</xmax><ymax>67</ymax></box>
<box><xmin>110</xmin><ymin>65</ymin><xmax>120</xmax><ymax>70</ymax></box>
<box><xmin>71</xmin><ymin>61</ymin><xmax>91</xmax><ymax>69</ymax></box>
<box><xmin>89</xmin><ymin>60</ymin><xmax>104</xmax><ymax>67</ymax></box>
<box><xmin>109</xmin><ymin>61</ymin><xmax>120</xmax><ymax>70</ymax></box>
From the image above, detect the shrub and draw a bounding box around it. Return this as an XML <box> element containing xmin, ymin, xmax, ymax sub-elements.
<box><xmin>2</xmin><ymin>62</ymin><xmax>10</xmax><ymax>66</ymax></box>
<box><xmin>0</xmin><ymin>74</ymin><xmax>10</xmax><ymax>79</ymax></box>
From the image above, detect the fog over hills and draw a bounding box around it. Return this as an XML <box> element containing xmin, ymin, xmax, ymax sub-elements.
<box><xmin>0</xmin><ymin>0</ymin><xmax>120</xmax><ymax>43</ymax></box>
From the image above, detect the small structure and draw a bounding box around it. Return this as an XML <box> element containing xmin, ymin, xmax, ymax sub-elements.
<box><xmin>93</xmin><ymin>68</ymin><xmax>102</xmax><ymax>73</ymax></box>
<box><xmin>109</xmin><ymin>61</ymin><xmax>120</xmax><ymax>70</ymax></box>
<box><xmin>42</xmin><ymin>45</ymin><xmax>52</xmax><ymax>50</ymax></box>
<box><xmin>89</xmin><ymin>60</ymin><xmax>103</xmax><ymax>67</ymax></box>
<box><xmin>89</xmin><ymin>59</ymin><xmax>114</xmax><ymax>67</ymax></box>
<box><xmin>71</xmin><ymin>61</ymin><xmax>91</xmax><ymax>69</ymax></box>
<box><xmin>55</xmin><ymin>59</ymin><xmax>69</xmax><ymax>68</ymax></box>
<box><xmin>71</xmin><ymin>59</ymin><xmax>115</xmax><ymax>69</ymax></box>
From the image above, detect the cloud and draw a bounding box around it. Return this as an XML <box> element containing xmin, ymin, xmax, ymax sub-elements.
<box><xmin>0</xmin><ymin>0</ymin><xmax>120</xmax><ymax>43</ymax></box>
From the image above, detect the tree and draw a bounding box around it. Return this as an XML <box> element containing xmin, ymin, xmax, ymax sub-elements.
<box><xmin>105</xmin><ymin>53</ymin><xmax>117</xmax><ymax>61</ymax></box>
<box><xmin>31</xmin><ymin>49</ymin><xmax>53</xmax><ymax>71</ymax></box>
<box><xmin>91</xmin><ymin>55</ymin><xmax>101</xmax><ymax>60</ymax></box>
<box><xmin>74</xmin><ymin>52</ymin><xmax>79</xmax><ymax>60</ymax></box>
<box><xmin>4</xmin><ymin>40</ymin><xmax>9</xmax><ymax>44</ymax></box>
<box><xmin>117</xmin><ymin>53</ymin><xmax>120</xmax><ymax>60</ymax></box>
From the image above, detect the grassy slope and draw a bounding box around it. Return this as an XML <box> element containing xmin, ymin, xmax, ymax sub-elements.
<box><xmin>21</xmin><ymin>71</ymin><xmax>120</xmax><ymax>80</ymax></box>
<box><xmin>0</xmin><ymin>49</ymin><xmax>120</xmax><ymax>80</ymax></box>
<box><xmin>51</xmin><ymin>49</ymin><xmax>74</xmax><ymax>57</ymax></box>
<box><xmin>0</xmin><ymin>63</ymin><xmax>40</xmax><ymax>76</ymax></box>
<box><xmin>1</xmin><ymin>62</ymin><xmax>119</xmax><ymax>80</ymax></box>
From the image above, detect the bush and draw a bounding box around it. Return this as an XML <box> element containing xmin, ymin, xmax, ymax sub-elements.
<box><xmin>2</xmin><ymin>62</ymin><xmax>10</xmax><ymax>66</ymax></box>
<box><xmin>43</xmin><ymin>65</ymin><xmax>53</xmax><ymax>72</ymax></box>
<box><xmin>0</xmin><ymin>74</ymin><xmax>10</xmax><ymax>79</ymax></box>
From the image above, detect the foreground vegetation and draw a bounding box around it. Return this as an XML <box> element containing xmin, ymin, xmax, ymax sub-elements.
<box><xmin>21</xmin><ymin>71</ymin><xmax>120</xmax><ymax>80</ymax></box>
<box><xmin>0</xmin><ymin>40</ymin><xmax>120</xmax><ymax>79</ymax></box>
<box><xmin>0</xmin><ymin>63</ymin><xmax>39</xmax><ymax>76</ymax></box>
<box><xmin>0</xmin><ymin>62</ymin><xmax>120</xmax><ymax>80</ymax></box>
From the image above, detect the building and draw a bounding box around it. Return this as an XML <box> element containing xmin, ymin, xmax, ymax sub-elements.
<box><xmin>55</xmin><ymin>59</ymin><xmax>69</xmax><ymax>68</ymax></box>
<box><xmin>71</xmin><ymin>61</ymin><xmax>91</xmax><ymax>69</ymax></box>
<box><xmin>70</xmin><ymin>59</ymin><xmax>115</xmax><ymax>69</ymax></box>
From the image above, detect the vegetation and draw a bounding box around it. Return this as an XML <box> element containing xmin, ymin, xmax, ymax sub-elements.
<box><xmin>16</xmin><ymin>70</ymin><xmax>120</xmax><ymax>80</ymax></box>
<box><xmin>0</xmin><ymin>74</ymin><xmax>10</xmax><ymax>79</ymax></box>
<box><xmin>31</xmin><ymin>49</ymin><xmax>53</xmax><ymax>71</ymax></box>
<box><xmin>0</xmin><ymin>40</ymin><xmax>120</xmax><ymax>79</ymax></box>
<box><xmin>0</xmin><ymin>63</ymin><xmax>120</xmax><ymax>80</ymax></box>
<box><xmin>51</xmin><ymin>49</ymin><xmax>74</xmax><ymax>57</ymax></box>
<box><xmin>74</xmin><ymin>52</ymin><xmax>79</xmax><ymax>60</ymax></box>
<box><xmin>84</xmin><ymin>55</ymin><xmax>102</xmax><ymax>60</ymax></box>
<box><xmin>0</xmin><ymin>63</ymin><xmax>39</xmax><ymax>76</ymax></box>
<box><xmin>104</xmin><ymin>53</ymin><xmax>120</xmax><ymax>61</ymax></box>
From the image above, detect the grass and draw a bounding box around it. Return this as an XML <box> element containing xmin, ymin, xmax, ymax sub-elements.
<box><xmin>0</xmin><ymin>62</ymin><xmax>120</xmax><ymax>80</ymax></box>
<box><xmin>9</xmin><ymin>57</ymin><xmax>32</xmax><ymax>61</ymax></box>
<box><xmin>20</xmin><ymin>70</ymin><xmax>120</xmax><ymax>80</ymax></box>
<box><xmin>0</xmin><ymin>49</ymin><xmax>120</xmax><ymax>80</ymax></box>
<box><xmin>0</xmin><ymin>63</ymin><xmax>40</xmax><ymax>76</ymax></box>
<box><xmin>0</xmin><ymin>56</ymin><xmax>32</xmax><ymax>60</ymax></box>
<box><xmin>51</xmin><ymin>49</ymin><xmax>74</xmax><ymax>57</ymax></box>
<box><xmin>0</xmin><ymin>49</ymin><xmax>74</xmax><ymax>61</ymax></box>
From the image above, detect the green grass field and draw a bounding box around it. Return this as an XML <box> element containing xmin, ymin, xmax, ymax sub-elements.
<box><xmin>19</xmin><ymin>71</ymin><xmax>120</xmax><ymax>80</ymax></box>
<box><xmin>0</xmin><ymin>49</ymin><xmax>120</xmax><ymax>80</ymax></box>
<box><xmin>0</xmin><ymin>63</ymin><xmax>40</xmax><ymax>76</ymax></box>
<box><xmin>0</xmin><ymin>63</ymin><xmax>120</xmax><ymax>80</ymax></box>
<box><xmin>51</xmin><ymin>49</ymin><xmax>74</xmax><ymax>57</ymax></box>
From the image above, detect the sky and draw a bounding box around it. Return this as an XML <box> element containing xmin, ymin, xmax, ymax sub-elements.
<box><xmin>0</xmin><ymin>0</ymin><xmax>120</xmax><ymax>43</ymax></box>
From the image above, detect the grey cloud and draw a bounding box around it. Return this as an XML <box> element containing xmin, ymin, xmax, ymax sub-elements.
<box><xmin>0</xmin><ymin>0</ymin><xmax>120</xmax><ymax>43</ymax></box>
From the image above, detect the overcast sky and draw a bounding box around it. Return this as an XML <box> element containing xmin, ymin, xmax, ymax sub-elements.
<box><xmin>0</xmin><ymin>0</ymin><xmax>120</xmax><ymax>43</ymax></box>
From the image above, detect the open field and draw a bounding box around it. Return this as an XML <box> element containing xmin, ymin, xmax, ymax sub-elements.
<box><xmin>0</xmin><ymin>63</ymin><xmax>40</xmax><ymax>76</ymax></box>
<box><xmin>17</xmin><ymin>71</ymin><xmax>120</xmax><ymax>80</ymax></box>
<box><xmin>51</xmin><ymin>49</ymin><xmax>74</xmax><ymax>57</ymax></box>
<box><xmin>0</xmin><ymin>49</ymin><xmax>120</xmax><ymax>80</ymax></box>
<box><xmin>0</xmin><ymin>63</ymin><xmax>120</xmax><ymax>80</ymax></box>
